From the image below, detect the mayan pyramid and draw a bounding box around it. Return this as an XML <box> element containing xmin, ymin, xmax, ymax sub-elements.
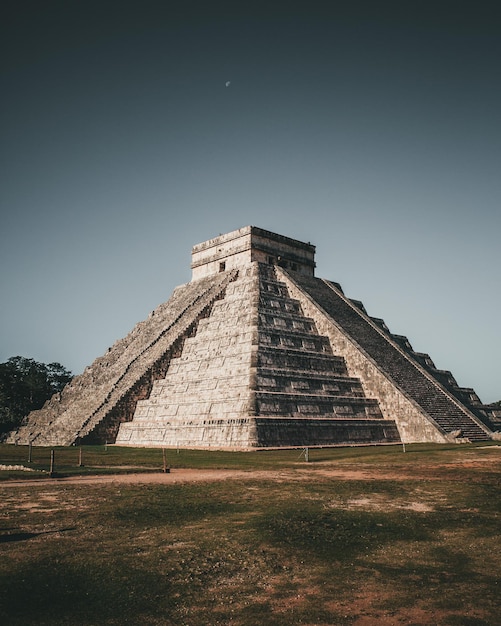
<box><xmin>9</xmin><ymin>226</ymin><xmax>498</xmax><ymax>448</ymax></box>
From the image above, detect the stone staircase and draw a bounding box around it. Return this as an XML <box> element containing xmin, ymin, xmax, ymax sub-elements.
<box><xmin>389</xmin><ymin>336</ymin><xmax>501</xmax><ymax>432</ymax></box>
<box><xmin>252</xmin><ymin>265</ymin><xmax>400</xmax><ymax>446</ymax></box>
<box><xmin>256</xmin><ymin>265</ymin><xmax>385</xmax><ymax>418</ymax></box>
<box><xmin>8</xmin><ymin>271</ymin><xmax>238</xmax><ymax>446</ymax></box>
<box><xmin>286</xmin><ymin>272</ymin><xmax>491</xmax><ymax>442</ymax></box>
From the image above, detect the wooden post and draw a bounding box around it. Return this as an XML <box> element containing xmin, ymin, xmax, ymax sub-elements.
<box><xmin>78</xmin><ymin>446</ymin><xmax>83</xmax><ymax>467</ymax></box>
<box><xmin>49</xmin><ymin>449</ymin><xmax>55</xmax><ymax>477</ymax></box>
<box><xmin>28</xmin><ymin>442</ymin><xmax>32</xmax><ymax>464</ymax></box>
<box><xmin>305</xmin><ymin>447</ymin><xmax>309</xmax><ymax>463</ymax></box>
<box><xmin>162</xmin><ymin>448</ymin><xmax>169</xmax><ymax>473</ymax></box>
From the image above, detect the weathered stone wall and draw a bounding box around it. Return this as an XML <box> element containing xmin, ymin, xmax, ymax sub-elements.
<box><xmin>8</xmin><ymin>271</ymin><xmax>238</xmax><ymax>446</ymax></box>
<box><xmin>280</xmin><ymin>268</ymin><xmax>492</xmax><ymax>442</ymax></box>
<box><xmin>118</xmin><ymin>262</ymin><xmax>401</xmax><ymax>448</ymax></box>
<box><xmin>116</xmin><ymin>264</ymin><xmax>261</xmax><ymax>447</ymax></box>
<box><xmin>254</xmin><ymin>418</ymin><xmax>401</xmax><ymax>447</ymax></box>
<box><xmin>254</xmin><ymin>264</ymin><xmax>391</xmax><ymax>425</ymax></box>
<box><xmin>277</xmin><ymin>268</ymin><xmax>447</xmax><ymax>443</ymax></box>
<box><xmin>191</xmin><ymin>226</ymin><xmax>315</xmax><ymax>280</ymax></box>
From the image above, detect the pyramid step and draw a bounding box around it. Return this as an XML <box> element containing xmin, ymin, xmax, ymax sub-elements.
<box><xmin>287</xmin><ymin>272</ymin><xmax>491</xmax><ymax>441</ymax></box>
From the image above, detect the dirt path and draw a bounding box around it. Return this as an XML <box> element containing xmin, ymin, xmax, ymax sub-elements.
<box><xmin>0</xmin><ymin>466</ymin><xmax>404</xmax><ymax>488</ymax></box>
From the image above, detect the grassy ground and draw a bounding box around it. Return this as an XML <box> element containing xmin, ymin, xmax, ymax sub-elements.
<box><xmin>1</xmin><ymin>443</ymin><xmax>500</xmax><ymax>625</ymax></box>
<box><xmin>0</xmin><ymin>442</ymin><xmax>371</xmax><ymax>477</ymax></box>
<box><xmin>2</xmin><ymin>441</ymin><xmax>497</xmax><ymax>477</ymax></box>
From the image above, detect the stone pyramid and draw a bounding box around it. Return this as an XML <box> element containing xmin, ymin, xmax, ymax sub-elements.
<box><xmin>9</xmin><ymin>226</ymin><xmax>498</xmax><ymax>448</ymax></box>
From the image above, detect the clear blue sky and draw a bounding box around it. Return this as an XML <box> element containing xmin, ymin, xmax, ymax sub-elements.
<box><xmin>1</xmin><ymin>1</ymin><xmax>500</xmax><ymax>403</ymax></box>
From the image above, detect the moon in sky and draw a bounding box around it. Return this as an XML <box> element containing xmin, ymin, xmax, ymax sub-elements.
<box><xmin>225</xmin><ymin>81</ymin><xmax>231</xmax><ymax>87</ymax></box>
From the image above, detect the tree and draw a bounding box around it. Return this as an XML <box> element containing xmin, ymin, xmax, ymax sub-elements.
<box><xmin>0</xmin><ymin>356</ymin><xmax>73</xmax><ymax>437</ymax></box>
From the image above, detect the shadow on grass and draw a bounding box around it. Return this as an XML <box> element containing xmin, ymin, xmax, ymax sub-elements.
<box><xmin>255</xmin><ymin>508</ymin><xmax>436</xmax><ymax>563</ymax></box>
<box><xmin>109</xmin><ymin>483</ymin><xmax>246</xmax><ymax>527</ymax></box>
<box><xmin>253</xmin><ymin>506</ymin><xmax>499</xmax><ymax>622</ymax></box>
<box><xmin>0</xmin><ymin>560</ymin><xmax>176</xmax><ymax>626</ymax></box>
<box><xmin>444</xmin><ymin>617</ymin><xmax>493</xmax><ymax>626</ymax></box>
<box><xmin>0</xmin><ymin>527</ymin><xmax>75</xmax><ymax>544</ymax></box>
<box><xmin>372</xmin><ymin>551</ymin><xmax>496</xmax><ymax>626</ymax></box>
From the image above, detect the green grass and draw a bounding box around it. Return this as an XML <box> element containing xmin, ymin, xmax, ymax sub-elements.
<box><xmin>1</xmin><ymin>443</ymin><xmax>500</xmax><ymax>625</ymax></box>
<box><xmin>1</xmin><ymin>440</ymin><xmax>499</xmax><ymax>478</ymax></box>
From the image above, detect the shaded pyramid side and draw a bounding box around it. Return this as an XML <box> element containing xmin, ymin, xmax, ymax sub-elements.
<box><xmin>279</xmin><ymin>269</ymin><xmax>492</xmax><ymax>442</ymax></box>
<box><xmin>7</xmin><ymin>271</ymin><xmax>238</xmax><ymax>446</ymax></box>
<box><xmin>387</xmin><ymin>333</ymin><xmax>501</xmax><ymax>433</ymax></box>
<box><xmin>117</xmin><ymin>263</ymin><xmax>400</xmax><ymax>448</ymax></box>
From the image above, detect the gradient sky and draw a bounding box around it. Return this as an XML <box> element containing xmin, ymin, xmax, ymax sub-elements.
<box><xmin>1</xmin><ymin>1</ymin><xmax>500</xmax><ymax>403</ymax></box>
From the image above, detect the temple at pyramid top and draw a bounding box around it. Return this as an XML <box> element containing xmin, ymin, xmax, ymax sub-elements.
<box><xmin>191</xmin><ymin>226</ymin><xmax>316</xmax><ymax>279</ymax></box>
